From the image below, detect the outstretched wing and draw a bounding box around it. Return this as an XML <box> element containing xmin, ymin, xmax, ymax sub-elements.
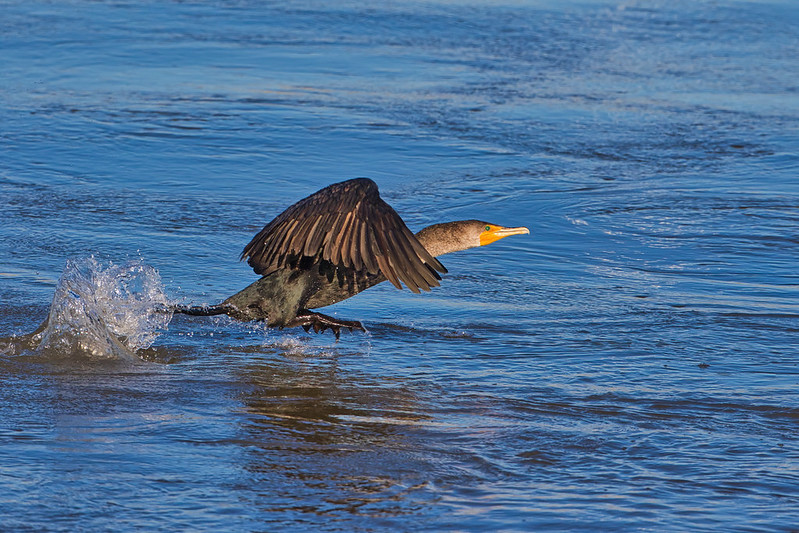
<box><xmin>241</xmin><ymin>178</ymin><xmax>447</xmax><ymax>293</ymax></box>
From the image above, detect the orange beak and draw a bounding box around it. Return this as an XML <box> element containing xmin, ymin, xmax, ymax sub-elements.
<box><xmin>479</xmin><ymin>225</ymin><xmax>530</xmax><ymax>246</ymax></box>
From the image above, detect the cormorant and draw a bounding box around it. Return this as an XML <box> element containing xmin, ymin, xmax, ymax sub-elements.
<box><xmin>176</xmin><ymin>178</ymin><xmax>529</xmax><ymax>337</ymax></box>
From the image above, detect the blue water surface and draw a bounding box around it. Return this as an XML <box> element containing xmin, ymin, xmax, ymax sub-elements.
<box><xmin>1</xmin><ymin>1</ymin><xmax>798</xmax><ymax>531</ymax></box>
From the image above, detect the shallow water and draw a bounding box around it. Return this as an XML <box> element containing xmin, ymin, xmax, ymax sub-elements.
<box><xmin>2</xmin><ymin>1</ymin><xmax>798</xmax><ymax>531</ymax></box>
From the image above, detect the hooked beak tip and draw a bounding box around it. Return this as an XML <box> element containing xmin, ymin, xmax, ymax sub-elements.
<box><xmin>499</xmin><ymin>226</ymin><xmax>530</xmax><ymax>236</ymax></box>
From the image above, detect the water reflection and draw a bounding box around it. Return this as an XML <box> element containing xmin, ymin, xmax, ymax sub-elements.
<box><xmin>233</xmin><ymin>354</ymin><xmax>439</xmax><ymax>521</ymax></box>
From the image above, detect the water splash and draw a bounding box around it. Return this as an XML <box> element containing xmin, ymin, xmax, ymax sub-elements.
<box><xmin>6</xmin><ymin>257</ymin><xmax>173</xmax><ymax>361</ymax></box>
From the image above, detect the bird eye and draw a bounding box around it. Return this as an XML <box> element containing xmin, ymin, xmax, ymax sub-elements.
<box><xmin>485</xmin><ymin>225</ymin><xmax>491</xmax><ymax>231</ymax></box>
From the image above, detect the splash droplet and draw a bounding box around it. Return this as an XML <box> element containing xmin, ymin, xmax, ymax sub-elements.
<box><xmin>30</xmin><ymin>257</ymin><xmax>173</xmax><ymax>360</ymax></box>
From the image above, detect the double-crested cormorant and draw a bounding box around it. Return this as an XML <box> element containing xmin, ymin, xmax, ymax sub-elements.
<box><xmin>176</xmin><ymin>178</ymin><xmax>529</xmax><ymax>337</ymax></box>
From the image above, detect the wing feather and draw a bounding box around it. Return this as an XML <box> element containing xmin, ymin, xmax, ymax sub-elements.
<box><xmin>395</xmin><ymin>228</ymin><xmax>440</xmax><ymax>289</ymax></box>
<box><xmin>331</xmin><ymin>210</ymin><xmax>355</xmax><ymax>267</ymax></box>
<box><xmin>302</xmin><ymin>216</ymin><xmax>323</xmax><ymax>256</ymax></box>
<box><xmin>360</xmin><ymin>224</ymin><xmax>376</xmax><ymax>273</ymax></box>
<box><xmin>307</xmin><ymin>213</ymin><xmax>330</xmax><ymax>254</ymax></box>
<box><xmin>323</xmin><ymin>212</ymin><xmax>347</xmax><ymax>262</ymax></box>
<box><xmin>241</xmin><ymin>178</ymin><xmax>447</xmax><ymax>292</ymax></box>
<box><xmin>386</xmin><ymin>228</ymin><xmax>424</xmax><ymax>293</ymax></box>
<box><xmin>348</xmin><ymin>220</ymin><xmax>363</xmax><ymax>271</ymax></box>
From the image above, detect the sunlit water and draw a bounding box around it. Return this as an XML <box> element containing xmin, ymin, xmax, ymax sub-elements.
<box><xmin>2</xmin><ymin>1</ymin><xmax>798</xmax><ymax>531</ymax></box>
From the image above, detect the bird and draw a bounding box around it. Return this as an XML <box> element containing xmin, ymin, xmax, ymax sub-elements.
<box><xmin>175</xmin><ymin>178</ymin><xmax>529</xmax><ymax>337</ymax></box>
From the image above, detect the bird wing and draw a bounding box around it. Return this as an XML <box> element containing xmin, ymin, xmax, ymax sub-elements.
<box><xmin>241</xmin><ymin>178</ymin><xmax>447</xmax><ymax>293</ymax></box>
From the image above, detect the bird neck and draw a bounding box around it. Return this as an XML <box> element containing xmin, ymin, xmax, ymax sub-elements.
<box><xmin>414</xmin><ymin>221</ymin><xmax>477</xmax><ymax>257</ymax></box>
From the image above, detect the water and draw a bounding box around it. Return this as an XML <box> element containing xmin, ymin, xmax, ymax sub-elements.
<box><xmin>2</xmin><ymin>0</ymin><xmax>798</xmax><ymax>530</ymax></box>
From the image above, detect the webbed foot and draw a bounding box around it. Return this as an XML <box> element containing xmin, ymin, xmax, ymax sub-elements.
<box><xmin>288</xmin><ymin>310</ymin><xmax>366</xmax><ymax>339</ymax></box>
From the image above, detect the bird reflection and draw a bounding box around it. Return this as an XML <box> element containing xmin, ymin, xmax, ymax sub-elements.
<box><xmin>232</xmin><ymin>352</ymin><xmax>439</xmax><ymax>519</ymax></box>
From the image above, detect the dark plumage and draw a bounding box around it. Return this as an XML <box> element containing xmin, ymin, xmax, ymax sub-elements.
<box><xmin>176</xmin><ymin>178</ymin><xmax>529</xmax><ymax>337</ymax></box>
<box><xmin>241</xmin><ymin>178</ymin><xmax>445</xmax><ymax>294</ymax></box>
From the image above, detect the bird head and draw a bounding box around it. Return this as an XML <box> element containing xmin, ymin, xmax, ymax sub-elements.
<box><xmin>415</xmin><ymin>220</ymin><xmax>529</xmax><ymax>257</ymax></box>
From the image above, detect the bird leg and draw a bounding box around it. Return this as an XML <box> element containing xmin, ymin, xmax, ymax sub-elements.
<box><xmin>287</xmin><ymin>310</ymin><xmax>366</xmax><ymax>340</ymax></box>
<box><xmin>173</xmin><ymin>304</ymin><xmax>235</xmax><ymax>317</ymax></box>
